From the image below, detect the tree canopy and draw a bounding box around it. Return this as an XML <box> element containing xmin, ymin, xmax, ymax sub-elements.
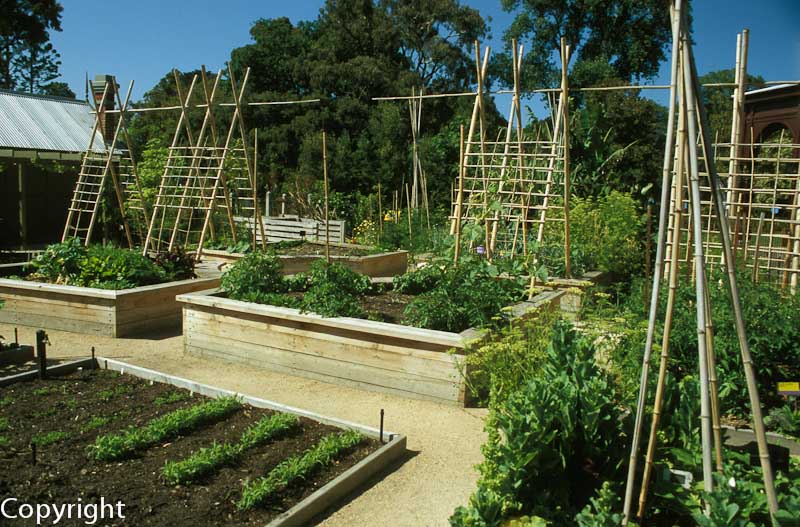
<box><xmin>0</xmin><ymin>0</ymin><xmax>68</xmax><ymax>94</ymax></box>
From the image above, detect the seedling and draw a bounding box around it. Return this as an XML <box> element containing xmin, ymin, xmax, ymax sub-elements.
<box><xmin>91</xmin><ymin>397</ymin><xmax>241</xmax><ymax>461</ymax></box>
<box><xmin>162</xmin><ymin>413</ymin><xmax>299</xmax><ymax>485</ymax></box>
<box><xmin>238</xmin><ymin>429</ymin><xmax>364</xmax><ymax>510</ymax></box>
<box><xmin>31</xmin><ymin>431</ymin><xmax>70</xmax><ymax>447</ymax></box>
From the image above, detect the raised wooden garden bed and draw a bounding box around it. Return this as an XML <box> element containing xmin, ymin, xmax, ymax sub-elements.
<box><xmin>0</xmin><ymin>357</ymin><xmax>405</xmax><ymax>526</ymax></box>
<box><xmin>541</xmin><ymin>270</ymin><xmax>607</xmax><ymax>319</ymax></box>
<box><xmin>203</xmin><ymin>241</ymin><xmax>408</xmax><ymax>278</ymax></box>
<box><xmin>177</xmin><ymin>288</ymin><xmax>565</xmax><ymax>406</ymax></box>
<box><xmin>0</xmin><ymin>277</ymin><xmax>220</xmax><ymax>337</ymax></box>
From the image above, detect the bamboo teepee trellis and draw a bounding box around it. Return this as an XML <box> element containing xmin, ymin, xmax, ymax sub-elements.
<box><xmin>143</xmin><ymin>65</ymin><xmax>265</xmax><ymax>260</ymax></box>
<box><xmin>622</xmin><ymin>1</ymin><xmax>779</xmax><ymax>523</ymax></box>
<box><xmin>63</xmin><ymin>77</ymin><xmax>150</xmax><ymax>248</ymax></box>
<box><xmin>450</xmin><ymin>39</ymin><xmax>571</xmax><ymax>273</ymax></box>
<box><xmin>664</xmin><ymin>30</ymin><xmax>800</xmax><ymax>294</ymax></box>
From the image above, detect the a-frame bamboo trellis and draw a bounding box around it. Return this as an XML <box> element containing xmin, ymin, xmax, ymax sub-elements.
<box><xmin>143</xmin><ymin>65</ymin><xmax>265</xmax><ymax>260</ymax></box>
<box><xmin>665</xmin><ymin>30</ymin><xmax>800</xmax><ymax>294</ymax></box>
<box><xmin>63</xmin><ymin>78</ymin><xmax>150</xmax><ymax>247</ymax></box>
<box><xmin>450</xmin><ymin>39</ymin><xmax>571</xmax><ymax>274</ymax></box>
<box><xmin>622</xmin><ymin>1</ymin><xmax>778</xmax><ymax>523</ymax></box>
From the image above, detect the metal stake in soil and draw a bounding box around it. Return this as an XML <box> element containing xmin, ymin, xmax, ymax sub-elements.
<box><xmin>36</xmin><ymin>329</ymin><xmax>48</xmax><ymax>380</ymax></box>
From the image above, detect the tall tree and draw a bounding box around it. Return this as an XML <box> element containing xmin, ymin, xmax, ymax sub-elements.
<box><xmin>12</xmin><ymin>41</ymin><xmax>61</xmax><ymax>93</ymax></box>
<box><xmin>0</xmin><ymin>0</ymin><xmax>63</xmax><ymax>89</ymax></box>
<box><xmin>40</xmin><ymin>80</ymin><xmax>75</xmax><ymax>98</ymax></box>
<box><xmin>383</xmin><ymin>0</ymin><xmax>488</xmax><ymax>90</ymax></box>
<box><xmin>497</xmin><ymin>0</ymin><xmax>673</xmax><ymax>89</ymax></box>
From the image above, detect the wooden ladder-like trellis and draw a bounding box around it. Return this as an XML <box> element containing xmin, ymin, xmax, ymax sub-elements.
<box><xmin>450</xmin><ymin>39</ymin><xmax>571</xmax><ymax>273</ymax></box>
<box><xmin>143</xmin><ymin>65</ymin><xmax>265</xmax><ymax>260</ymax></box>
<box><xmin>63</xmin><ymin>78</ymin><xmax>150</xmax><ymax>247</ymax></box>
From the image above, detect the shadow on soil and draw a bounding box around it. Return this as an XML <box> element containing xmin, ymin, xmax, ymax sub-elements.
<box><xmin>309</xmin><ymin>448</ymin><xmax>420</xmax><ymax>525</ymax></box>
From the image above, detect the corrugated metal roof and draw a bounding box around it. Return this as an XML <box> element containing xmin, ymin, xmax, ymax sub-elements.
<box><xmin>744</xmin><ymin>84</ymin><xmax>797</xmax><ymax>97</ymax></box>
<box><xmin>0</xmin><ymin>89</ymin><xmax>105</xmax><ymax>153</ymax></box>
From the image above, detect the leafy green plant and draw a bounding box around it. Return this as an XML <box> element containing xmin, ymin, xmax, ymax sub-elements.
<box><xmin>81</xmin><ymin>416</ymin><xmax>111</xmax><ymax>433</ymax></box>
<box><xmin>238</xmin><ymin>429</ymin><xmax>364</xmax><ymax>510</ymax></box>
<box><xmin>451</xmin><ymin>323</ymin><xmax>628</xmax><ymax>525</ymax></box>
<box><xmin>151</xmin><ymin>247</ymin><xmax>195</xmax><ymax>281</ymax></box>
<box><xmin>764</xmin><ymin>405</ymin><xmax>800</xmax><ymax>438</ymax></box>
<box><xmin>393</xmin><ymin>264</ymin><xmax>444</xmax><ymax>294</ymax></box>
<box><xmin>221</xmin><ymin>251</ymin><xmax>286</xmax><ymax>301</ymax></box>
<box><xmin>24</xmin><ymin>240</ymin><xmax>192</xmax><ymax>289</ymax></box>
<box><xmin>153</xmin><ymin>390</ymin><xmax>192</xmax><ymax>406</ymax></box>
<box><xmin>162</xmin><ymin>413</ymin><xmax>299</xmax><ymax>485</ymax></box>
<box><xmin>404</xmin><ymin>259</ymin><xmax>525</xmax><ymax>332</ymax></box>
<box><xmin>464</xmin><ymin>309</ymin><xmax>558</xmax><ymax>405</ymax></box>
<box><xmin>97</xmin><ymin>384</ymin><xmax>135</xmax><ymax>402</ymax></box>
<box><xmin>0</xmin><ymin>417</ymin><xmax>8</xmax><ymax>432</ymax></box>
<box><xmin>32</xmin><ymin>431</ymin><xmax>70</xmax><ymax>446</ymax></box>
<box><xmin>574</xmin><ymin>481</ymin><xmax>624</xmax><ymax>526</ymax></box>
<box><xmin>300</xmin><ymin>280</ymin><xmax>365</xmax><ymax>318</ymax></box>
<box><xmin>91</xmin><ymin>397</ymin><xmax>241</xmax><ymax>461</ymax></box>
<box><xmin>307</xmin><ymin>259</ymin><xmax>372</xmax><ymax>296</ymax></box>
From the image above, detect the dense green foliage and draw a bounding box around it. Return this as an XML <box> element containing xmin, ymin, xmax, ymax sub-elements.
<box><xmin>451</xmin><ymin>323</ymin><xmax>628</xmax><ymax>526</ymax></box>
<box><xmin>238</xmin><ymin>429</ymin><xmax>364</xmax><ymax>511</ymax></box>
<box><xmin>0</xmin><ymin>0</ymin><xmax>70</xmax><ymax>95</ymax></box>
<box><xmin>24</xmin><ymin>239</ymin><xmax>195</xmax><ymax>289</ymax></box>
<box><xmin>402</xmin><ymin>259</ymin><xmax>525</xmax><ymax>332</ymax></box>
<box><xmin>221</xmin><ymin>250</ymin><xmax>524</xmax><ymax>332</ymax></box>
<box><xmin>497</xmin><ymin>0</ymin><xmax>672</xmax><ymax>88</ymax></box>
<box><xmin>91</xmin><ymin>397</ymin><xmax>241</xmax><ymax>461</ymax></box>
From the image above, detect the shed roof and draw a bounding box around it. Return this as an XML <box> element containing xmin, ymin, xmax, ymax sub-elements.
<box><xmin>0</xmin><ymin>89</ymin><xmax>105</xmax><ymax>153</ymax></box>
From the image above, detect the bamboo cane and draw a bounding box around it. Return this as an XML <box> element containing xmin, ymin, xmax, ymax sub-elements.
<box><xmin>686</xmin><ymin>31</ymin><xmax>780</xmax><ymax>516</ymax></box>
<box><xmin>752</xmin><ymin>212</ymin><xmax>766</xmax><ymax>283</ymax></box>
<box><xmin>455</xmin><ymin>125</ymin><xmax>466</xmax><ymax>264</ymax></box>
<box><xmin>682</xmin><ymin>26</ymin><xmax>716</xmax><ymax>506</ymax></box>
<box><xmin>621</xmin><ymin>2</ymin><xmax>684</xmax><ymax>522</ymax></box>
<box><xmin>561</xmin><ymin>37</ymin><xmax>572</xmax><ymax>278</ymax></box>
<box><xmin>637</xmin><ymin>90</ymin><xmax>688</xmax><ymax>519</ymax></box>
<box><xmin>323</xmin><ymin>130</ymin><xmax>330</xmax><ymax>264</ymax></box>
<box><xmin>377</xmin><ymin>182</ymin><xmax>383</xmax><ymax>245</ymax></box>
<box><xmin>405</xmin><ymin>184</ymin><xmax>413</xmax><ymax>240</ymax></box>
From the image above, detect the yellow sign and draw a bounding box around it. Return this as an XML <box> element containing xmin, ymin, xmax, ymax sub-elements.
<box><xmin>777</xmin><ymin>382</ymin><xmax>800</xmax><ymax>394</ymax></box>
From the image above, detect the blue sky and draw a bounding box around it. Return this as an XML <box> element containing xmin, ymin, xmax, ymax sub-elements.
<box><xmin>51</xmin><ymin>0</ymin><xmax>799</xmax><ymax>120</ymax></box>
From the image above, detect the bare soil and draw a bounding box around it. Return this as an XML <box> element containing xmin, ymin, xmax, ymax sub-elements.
<box><xmin>0</xmin><ymin>369</ymin><xmax>377</xmax><ymax>526</ymax></box>
<box><xmin>276</xmin><ymin>242</ymin><xmax>372</xmax><ymax>258</ymax></box>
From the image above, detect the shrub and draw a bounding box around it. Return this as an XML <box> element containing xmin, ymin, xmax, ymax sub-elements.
<box><xmin>392</xmin><ymin>264</ymin><xmax>444</xmax><ymax>294</ymax></box>
<box><xmin>307</xmin><ymin>259</ymin><xmax>372</xmax><ymax>296</ymax></box>
<box><xmin>569</xmin><ymin>191</ymin><xmax>644</xmax><ymax>280</ymax></box>
<box><xmin>404</xmin><ymin>259</ymin><xmax>525</xmax><ymax>332</ymax></box>
<box><xmin>78</xmin><ymin>245</ymin><xmax>166</xmax><ymax>288</ymax></box>
<box><xmin>24</xmin><ymin>240</ymin><xmax>194</xmax><ymax>289</ymax></box>
<box><xmin>451</xmin><ymin>323</ymin><xmax>628</xmax><ymax>525</ymax></box>
<box><xmin>221</xmin><ymin>252</ymin><xmax>286</xmax><ymax>301</ymax></box>
<box><xmin>27</xmin><ymin>237</ymin><xmax>86</xmax><ymax>283</ymax></box>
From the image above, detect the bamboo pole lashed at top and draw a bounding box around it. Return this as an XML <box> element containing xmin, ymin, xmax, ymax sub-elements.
<box><xmin>687</xmin><ymin>34</ymin><xmax>780</xmax><ymax>515</ymax></box>
<box><xmin>622</xmin><ymin>0</ymin><xmax>684</xmax><ymax>522</ymax></box>
<box><xmin>454</xmin><ymin>124</ymin><xmax>466</xmax><ymax>264</ymax></box>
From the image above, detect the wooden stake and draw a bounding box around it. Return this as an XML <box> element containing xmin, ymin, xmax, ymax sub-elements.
<box><xmin>405</xmin><ymin>184</ymin><xmax>413</xmax><ymax>241</ymax></box>
<box><xmin>752</xmin><ymin>212</ymin><xmax>765</xmax><ymax>283</ymax></box>
<box><xmin>377</xmin><ymin>182</ymin><xmax>383</xmax><ymax>244</ymax></box>
<box><xmin>322</xmin><ymin>130</ymin><xmax>330</xmax><ymax>264</ymax></box>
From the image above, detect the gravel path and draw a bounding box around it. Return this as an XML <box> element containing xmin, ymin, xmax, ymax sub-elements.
<box><xmin>1</xmin><ymin>323</ymin><xmax>487</xmax><ymax>526</ymax></box>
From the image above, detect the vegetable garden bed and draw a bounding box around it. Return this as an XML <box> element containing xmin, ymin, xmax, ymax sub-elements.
<box><xmin>203</xmin><ymin>240</ymin><xmax>408</xmax><ymax>277</ymax></box>
<box><xmin>0</xmin><ymin>277</ymin><xmax>220</xmax><ymax>337</ymax></box>
<box><xmin>177</xmin><ymin>288</ymin><xmax>565</xmax><ymax>405</ymax></box>
<box><xmin>0</xmin><ymin>357</ymin><xmax>405</xmax><ymax>526</ymax></box>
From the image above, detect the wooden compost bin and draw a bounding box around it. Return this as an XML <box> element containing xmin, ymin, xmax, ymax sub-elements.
<box><xmin>177</xmin><ymin>289</ymin><xmax>564</xmax><ymax>406</ymax></box>
<box><xmin>0</xmin><ymin>277</ymin><xmax>220</xmax><ymax>337</ymax></box>
<box><xmin>203</xmin><ymin>241</ymin><xmax>408</xmax><ymax>278</ymax></box>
